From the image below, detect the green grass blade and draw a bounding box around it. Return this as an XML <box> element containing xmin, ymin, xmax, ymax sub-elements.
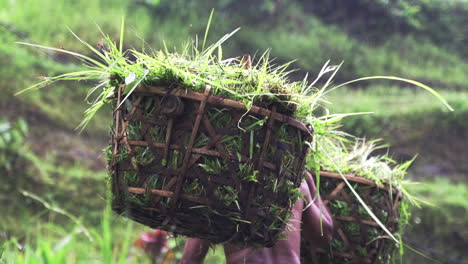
<box><xmin>115</xmin><ymin>222</ymin><xmax>134</xmax><ymax>264</ymax></box>
<box><xmin>316</xmin><ymin>112</ymin><xmax>374</xmax><ymax>125</ymax></box>
<box><xmin>116</xmin><ymin>70</ymin><xmax>150</xmax><ymax>110</ymax></box>
<box><xmin>201</xmin><ymin>28</ymin><xmax>241</xmax><ymax>59</ymax></box>
<box><xmin>15</xmin><ymin>70</ymin><xmax>103</xmax><ymax>95</ymax></box>
<box><xmin>403</xmin><ymin>242</ymin><xmax>444</xmax><ymax>264</ymax></box>
<box><xmin>202</xmin><ymin>9</ymin><xmax>215</xmax><ymax>51</ymax></box>
<box><xmin>16</xmin><ymin>42</ymin><xmax>106</xmax><ymax>69</ymax></box>
<box><xmin>332</xmin><ymin>76</ymin><xmax>454</xmax><ymax>111</ymax></box>
<box><xmin>66</xmin><ymin>26</ymin><xmax>110</xmax><ymax>65</ymax></box>
<box><xmin>19</xmin><ymin>190</ymin><xmax>93</xmax><ymax>242</ymax></box>
<box><xmin>85</xmin><ymin>81</ymin><xmax>109</xmax><ymax>102</ymax></box>
<box><xmin>307</xmin><ymin>61</ymin><xmax>343</xmax><ymax>111</ymax></box>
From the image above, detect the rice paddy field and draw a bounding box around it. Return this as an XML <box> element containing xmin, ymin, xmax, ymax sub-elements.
<box><xmin>1</xmin><ymin>0</ymin><xmax>467</xmax><ymax>263</ymax></box>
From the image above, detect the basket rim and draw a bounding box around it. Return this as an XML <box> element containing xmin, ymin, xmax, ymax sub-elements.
<box><xmin>134</xmin><ymin>84</ymin><xmax>312</xmax><ymax>134</ymax></box>
<box><xmin>317</xmin><ymin>170</ymin><xmax>400</xmax><ymax>193</ymax></box>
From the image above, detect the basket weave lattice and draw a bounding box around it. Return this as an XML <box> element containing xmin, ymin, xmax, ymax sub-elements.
<box><xmin>109</xmin><ymin>85</ymin><xmax>312</xmax><ymax>246</ymax></box>
<box><xmin>301</xmin><ymin>171</ymin><xmax>401</xmax><ymax>264</ymax></box>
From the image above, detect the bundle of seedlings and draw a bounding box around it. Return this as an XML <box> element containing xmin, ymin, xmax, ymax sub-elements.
<box><xmin>302</xmin><ymin>138</ymin><xmax>415</xmax><ymax>263</ymax></box>
<box><xmin>17</xmin><ymin>18</ymin><xmax>451</xmax><ymax>252</ymax></box>
<box><xmin>105</xmin><ymin>64</ymin><xmax>312</xmax><ymax>246</ymax></box>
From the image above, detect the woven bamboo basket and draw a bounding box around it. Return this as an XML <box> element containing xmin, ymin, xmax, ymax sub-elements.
<box><xmin>109</xmin><ymin>84</ymin><xmax>313</xmax><ymax>247</ymax></box>
<box><xmin>301</xmin><ymin>171</ymin><xmax>402</xmax><ymax>264</ymax></box>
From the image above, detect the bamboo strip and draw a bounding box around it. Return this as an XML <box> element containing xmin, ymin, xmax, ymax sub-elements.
<box><xmin>201</xmin><ymin>116</ymin><xmax>230</xmax><ymax>160</ymax></box>
<box><xmin>337</xmin><ymin>227</ymin><xmax>351</xmax><ymax>247</ymax></box>
<box><xmin>119</xmin><ymin>96</ymin><xmax>143</xmax><ymax>139</ymax></box>
<box><xmin>187</xmin><ymin>136</ymin><xmax>223</xmax><ymax>168</ymax></box>
<box><xmin>153</xmin><ymin>177</ymin><xmax>178</xmax><ymax>205</ymax></box>
<box><xmin>258</xmin><ymin>106</ymin><xmax>276</xmax><ymax>167</ymax></box>
<box><xmin>127</xmin><ymin>187</ymin><xmax>212</xmax><ymax>205</ymax></box>
<box><xmin>318</xmin><ymin>171</ymin><xmax>391</xmax><ymax>191</ymax></box>
<box><xmin>335</xmin><ymin>216</ymin><xmax>379</xmax><ymax>227</ymax></box>
<box><xmin>329</xmin><ymin>182</ymin><xmax>346</xmax><ymax>199</ymax></box>
<box><xmin>163</xmin><ymin>118</ymin><xmax>174</xmax><ymax>162</ymax></box>
<box><xmin>124</xmin><ymin>140</ymin><xmax>220</xmax><ymax>156</ymax></box>
<box><xmin>122</xmin><ymin>140</ymin><xmax>277</xmax><ymax>170</ymax></box>
<box><xmin>171</xmin><ymin>86</ymin><xmax>212</xmax><ymax>206</ymax></box>
<box><xmin>111</xmin><ymin>86</ymin><xmax>124</xmax><ymax>205</ymax></box>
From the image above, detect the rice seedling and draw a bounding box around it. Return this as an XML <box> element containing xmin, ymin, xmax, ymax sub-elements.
<box><xmin>133</xmin><ymin>147</ymin><xmax>156</xmax><ymax>166</ymax></box>
<box><xmin>238</xmin><ymin>162</ymin><xmax>259</xmax><ymax>183</ymax></box>
<box><xmin>207</xmin><ymin>108</ymin><xmax>232</xmax><ymax>128</ymax></box>
<box><xmin>183</xmin><ymin>178</ymin><xmax>204</xmax><ymax>196</ymax></box>
<box><xmin>221</xmin><ymin>135</ymin><xmax>242</xmax><ymax>156</ymax></box>
<box><xmin>199</xmin><ymin>157</ymin><xmax>226</xmax><ymax>175</ymax></box>
<box><xmin>214</xmin><ymin>186</ymin><xmax>239</xmax><ymax>208</ymax></box>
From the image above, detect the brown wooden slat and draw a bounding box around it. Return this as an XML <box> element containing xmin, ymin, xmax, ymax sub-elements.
<box><xmin>121</xmin><ymin>140</ymin><xmax>278</xmax><ymax>170</ymax></box>
<box><xmin>127</xmin><ymin>187</ymin><xmax>212</xmax><ymax>205</ymax></box>
<box><xmin>170</xmin><ymin>86</ymin><xmax>212</xmax><ymax>207</ymax></box>
<box><xmin>163</xmin><ymin>118</ymin><xmax>174</xmax><ymax>162</ymax></box>
<box><xmin>335</xmin><ymin>216</ymin><xmax>379</xmax><ymax>227</ymax></box>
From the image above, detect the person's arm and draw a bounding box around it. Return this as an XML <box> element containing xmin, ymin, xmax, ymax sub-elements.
<box><xmin>301</xmin><ymin>170</ymin><xmax>334</xmax><ymax>247</ymax></box>
<box><xmin>180</xmin><ymin>238</ymin><xmax>210</xmax><ymax>264</ymax></box>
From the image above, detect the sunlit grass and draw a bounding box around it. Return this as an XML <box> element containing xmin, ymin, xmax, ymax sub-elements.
<box><xmin>0</xmin><ymin>205</ymin><xmax>153</xmax><ymax>264</ymax></box>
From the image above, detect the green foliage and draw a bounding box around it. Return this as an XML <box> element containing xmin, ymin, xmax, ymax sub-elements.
<box><xmin>207</xmin><ymin>108</ymin><xmax>232</xmax><ymax>129</ymax></box>
<box><xmin>299</xmin><ymin>0</ymin><xmax>468</xmax><ymax>58</ymax></box>
<box><xmin>199</xmin><ymin>158</ymin><xmax>226</xmax><ymax>175</ymax></box>
<box><xmin>0</xmin><ymin>119</ymin><xmax>51</xmax><ymax>196</ymax></box>
<box><xmin>221</xmin><ymin>135</ymin><xmax>242</xmax><ymax>156</ymax></box>
<box><xmin>0</xmin><ymin>119</ymin><xmax>28</xmax><ymax>171</ymax></box>
<box><xmin>214</xmin><ymin>186</ymin><xmax>239</xmax><ymax>208</ymax></box>
<box><xmin>328</xmin><ymin>87</ymin><xmax>468</xmax><ymax>176</ymax></box>
<box><xmin>124</xmin><ymin>170</ymin><xmax>138</xmax><ymax>186</ymax></box>
<box><xmin>0</xmin><ymin>210</ymin><xmax>154</xmax><ymax>264</ymax></box>
<box><xmin>238</xmin><ymin>162</ymin><xmax>259</xmax><ymax>183</ymax></box>
<box><xmin>241</xmin><ymin>14</ymin><xmax>468</xmax><ymax>89</ymax></box>
<box><xmin>133</xmin><ymin>147</ymin><xmax>156</xmax><ymax>167</ymax></box>
<box><xmin>203</xmin><ymin>246</ymin><xmax>226</xmax><ymax>264</ymax></box>
<box><xmin>168</xmin><ymin>150</ymin><xmax>183</xmax><ymax>169</ymax></box>
<box><xmin>403</xmin><ymin>179</ymin><xmax>468</xmax><ymax>263</ymax></box>
<box><xmin>183</xmin><ymin>178</ymin><xmax>204</xmax><ymax>196</ymax></box>
<box><xmin>408</xmin><ymin>179</ymin><xmax>468</xmax><ymax>221</ymax></box>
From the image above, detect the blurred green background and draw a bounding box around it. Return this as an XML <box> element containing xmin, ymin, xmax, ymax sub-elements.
<box><xmin>0</xmin><ymin>0</ymin><xmax>466</xmax><ymax>263</ymax></box>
